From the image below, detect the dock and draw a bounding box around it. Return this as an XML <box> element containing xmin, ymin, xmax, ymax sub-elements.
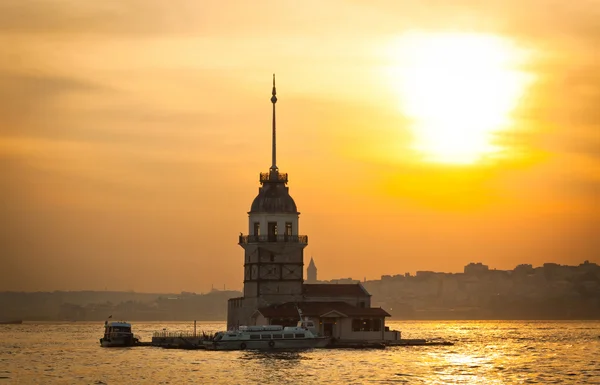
<box><xmin>327</xmin><ymin>338</ymin><xmax>454</xmax><ymax>350</ymax></box>
<box><xmin>387</xmin><ymin>339</ymin><xmax>454</xmax><ymax>347</ymax></box>
<box><xmin>130</xmin><ymin>321</ymin><xmax>453</xmax><ymax>350</ymax></box>
<box><xmin>140</xmin><ymin>333</ymin><xmax>453</xmax><ymax>350</ymax></box>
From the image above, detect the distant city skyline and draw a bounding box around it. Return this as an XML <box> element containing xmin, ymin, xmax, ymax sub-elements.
<box><xmin>3</xmin><ymin>260</ymin><xmax>598</xmax><ymax>322</ymax></box>
<box><xmin>2</xmin><ymin>0</ymin><xmax>599</xmax><ymax>293</ymax></box>
<box><xmin>2</xmin><ymin>260</ymin><xmax>596</xmax><ymax>294</ymax></box>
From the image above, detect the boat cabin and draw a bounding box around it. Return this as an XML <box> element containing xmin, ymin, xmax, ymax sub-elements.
<box><xmin>215</xmin><ymin>330</ymin><xmax>310</xmax><ymax>342</ymax></box>
<box><xmin>104</xmin><ymin>321</ymin><xmax>132</xmax><ymax>335</ymax></box>
<box><xmin>297</xmin><ymin>318</ymin><xmax>316</xmax><ymax>330</ymax></box>
<box><xmin>216</xmin><ymin>320</ymin><xmax>319</xmax><ymax>342</ymax></box>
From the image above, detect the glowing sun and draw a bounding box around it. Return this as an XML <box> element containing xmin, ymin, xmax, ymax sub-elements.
<box><xmin>388</xmin><ymin>32</ymin><xmax>532</xmax><ymax>165</ymax></box>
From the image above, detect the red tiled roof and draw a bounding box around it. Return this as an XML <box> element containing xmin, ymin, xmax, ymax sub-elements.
<box><xmin>302</xmin><ymin>284</ymin><xmax>370</xmax><ymax>297</ymax></box>
<box><xmin>257</xmin><ymin>301</ymin><xmax>390</xmax><ymax>318</ymax></box>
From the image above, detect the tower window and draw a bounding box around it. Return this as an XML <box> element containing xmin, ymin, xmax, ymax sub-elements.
<box><xmin>270</xmin><ymin>253</ymin><xmax>275</xmax><ymax>262</ymax></box>
<box><xmin>285</xmin><ymin>222</ymin><xmax>292</xmax><ymax>236</ymax></box>
<box><xmin>268</xmin><ymin>222</ymin><xmax>277</xmax><ymax>242</ymax></box>
<box><xmin>253</xmin><ymin>222</ymin><xmax>260</xmax><ymax>236</ymax></box>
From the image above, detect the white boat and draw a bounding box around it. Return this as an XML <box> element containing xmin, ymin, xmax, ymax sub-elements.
<box><xmin>99</xmin><ymin>321</ymin><xmax>139</xmax><ymax>347</ymax></box>
<box><xmin>206</xmin><ymin>314</ymin><xmax>330</xmax><ymax>351</ymax></box>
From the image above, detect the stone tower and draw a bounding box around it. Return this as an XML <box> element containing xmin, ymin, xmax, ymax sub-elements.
<box><xmin>306</xmin><ymin>257</ymin><xmax>317</xmax><ymax>283</ymax></box>
<box><xmin>227</xmin><ymin>75</ymin><xmax>308</xmax><ymax>329</ymax></box>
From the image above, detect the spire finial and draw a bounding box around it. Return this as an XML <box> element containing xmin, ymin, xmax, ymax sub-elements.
<box><xmin>270</xmin><ymin>74</ymin><xmax>278</xmax><ymax>172</ymax></box>
<box><xmin>271</xmin><ymin>74</ymin><xmax>277</xmax><ymax>102</ymax></box>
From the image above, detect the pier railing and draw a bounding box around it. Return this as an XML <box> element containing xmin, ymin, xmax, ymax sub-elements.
<box><xmin>153</xmin><ymin>331</ymin><xmax>217</xmax><ymax>339</ymax></box>
<box><xmin>239</xmin><ymin>234</ymin><xmax>308</xmax><ymax>244</ymax></box>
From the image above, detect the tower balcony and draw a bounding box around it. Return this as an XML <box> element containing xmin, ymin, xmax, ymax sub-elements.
<box><xmin>239</xmin><ymin>234</ymin><xmax>308</xmax><ymax>245</ymax></box>
<box><xmin>260</xmin><ymin>171</ymin><xmax>288</xmax><ymax>184</ymax></box>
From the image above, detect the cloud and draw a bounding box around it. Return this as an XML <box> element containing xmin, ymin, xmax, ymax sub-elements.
<box><xmin>522</xmin><ymin>65</ymin><xmax>600</xmax><ymax>161</ymax></box>
<box><xmin>0</xmin><ymin>71</ymin><xmax>108</xmax><ymax>133</ymax></box>
<box><xmin>2</xmin><ymin>0</ymin><xmax>599</xmax><ymax>48</ymax></box>
<box><xmin>0</xmin><ymin>0</ymin><xmax>352</xmax><ymax>38</ymax></box>
<box><xmin>0</xmin><ymin>0</ymin><xmax>195</xmax><ymax>35</ymax></box>
<box><xmin>565</xmin><ymin>135</ymin><xmax>600</xmax><ymax>159</ymax></box>
<box><xmin>358</xmin><ymin>0</ymin><xmax>600</xmax><ymax>43</ymax></box>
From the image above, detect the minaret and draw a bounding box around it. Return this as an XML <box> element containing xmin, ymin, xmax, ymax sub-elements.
<box><xmin>228</xmin><ymin>76</ymin><xmax>308</xmax><ymax>329</ymax></box>
<box><xmin>307</xmin><ymin>257</ymin><xmax>317</xmax><ymax>283</ymax></box>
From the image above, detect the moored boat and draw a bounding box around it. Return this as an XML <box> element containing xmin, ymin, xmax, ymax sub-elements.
<box><xmin>99</xmin><ymin>321</ymin><xmax>139</xmax><ymax>347</ymax></box>
<box><xmin>206</xmin><ymin>312</ymin><xmax>330</xmax><ymax>350</ymax></box>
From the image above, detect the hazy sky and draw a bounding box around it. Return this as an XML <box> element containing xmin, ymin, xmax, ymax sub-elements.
<box><xmin>1</xmin><ymin>0</ymin><xmax>599</xmax><ymax>293</ymax></box>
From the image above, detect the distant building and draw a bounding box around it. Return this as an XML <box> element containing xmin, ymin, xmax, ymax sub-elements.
<box><xmin>579</xmin><ymin>260</ymin><xmax>600</xmax><ymax>273</ymax></box>
<box><xmin>306</xmin><ymin>257</ymin><xmax>317</xmax><ymax>283</ymax></box>
<box><xmin>415</xmin><ymin>271</ymin><xmax>439</xmax><ymax>278</ymax></box>
<box><xmin>514</xmin><ymin>264</ymin><xmax>534</xmax><ymax>275</ymax></box>
<box><xmin>227</xmin><ymin>77</ymin><xmax>396</xmax><ymax>341</ymax></box>
<box><xmin>327</xmin><ymin>278</ymin><xmax>360</xmax><ymax>284</ymax></box>
<box><xmin>464</xmin><ymin>262</ymin><xmax>489</xmax><ymax>275</ymax></box>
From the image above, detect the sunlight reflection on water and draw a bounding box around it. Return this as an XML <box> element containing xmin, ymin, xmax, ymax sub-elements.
<box><xmin>2</xmin><ymin>321</ymin><xmax>599</xmax><ymax>384</ymax></box>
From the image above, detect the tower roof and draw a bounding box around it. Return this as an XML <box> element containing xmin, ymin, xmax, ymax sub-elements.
<box><xmin>270</xmin><ymin>73</ymin><xmax>278</xmax><ymax>172</ymax></box>
<box><xmin>308</xmin><ymin>257</ymin><xmax>316</xmax><ymax>268</ymax></box>
<box><xmin>250</xmin><ymin>184</ymin><xmax>298</xmax><ymax>213</ymax></box>
<box><xmin>256</xmin><ymin>302</ymin><xmax>390</xmax><ymax>318</ymax></box>
<box><xmin>249</xmin><ymin>75</ymin><xmax>298</xmax><ymax>214</ymax></box>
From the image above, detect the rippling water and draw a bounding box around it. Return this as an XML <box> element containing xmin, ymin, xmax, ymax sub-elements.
<box><xmin>1</xmin><ymin>321</ymin><xmax>599</xmax><ymax>384</ymax></box>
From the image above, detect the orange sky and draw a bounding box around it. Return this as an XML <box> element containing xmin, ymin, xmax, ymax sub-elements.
<box><xmin>1</xmin><ymin>0</ymin><xmax>599</xmax><ymax>293</ymax></box>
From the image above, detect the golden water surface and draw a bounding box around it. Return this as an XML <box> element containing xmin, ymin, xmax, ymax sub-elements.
<box><xmin>2</xmin><ymin>321</ymin><xmax>599</xmax><ymax>384</ymax></box>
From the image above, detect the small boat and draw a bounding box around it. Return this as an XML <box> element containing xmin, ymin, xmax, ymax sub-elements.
<box><xmin>99</xmin><ymin>321</ymin><xmax>139</xmax><ymax>347</ymax></box>
<box><xmin>0</xmin><ymin>320</ymin><xmax>23</xmax><ymax>325</ymax></box>
<box><xmin>206</xmin><ymin>310</ymin><xmax>330</xmax><ymax>351</ymax></box>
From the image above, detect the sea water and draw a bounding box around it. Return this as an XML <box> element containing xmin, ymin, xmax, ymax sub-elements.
<box><xmin>1</xmin><ymin>320</ymin><xmax>599</xmax><ymax>384</ymax></box>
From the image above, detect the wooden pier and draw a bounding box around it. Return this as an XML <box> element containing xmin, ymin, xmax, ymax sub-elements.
<box><xmin>132</xmin><ymin>321</ymin><xmax>453</xmax><ymax>350</ymax></box>
<box><xmin>327</xmin><ymin>338</ymin><xmax>454</xmax><ymax>349</ymax></box>
<box><xmin>387</xmin><ymin>339</ymin><xmax>454</xmax><ymax>347</ymax></box>
<box><xmin>138</xmin><ymin>335</ymin><xmax>453</xmax><ymax>350</ymax></box>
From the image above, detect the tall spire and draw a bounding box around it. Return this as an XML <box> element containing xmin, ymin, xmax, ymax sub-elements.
<box><xmin>270</xmin><ymin>74</ymin><xmax>278</xmax><ymax>172</ymax></box>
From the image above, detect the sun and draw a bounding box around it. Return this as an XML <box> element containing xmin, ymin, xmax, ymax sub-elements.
<box><xmin>387</xmin><ymin>32</ymin><xmax>532</xmax><ymax>165</ymax></box>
